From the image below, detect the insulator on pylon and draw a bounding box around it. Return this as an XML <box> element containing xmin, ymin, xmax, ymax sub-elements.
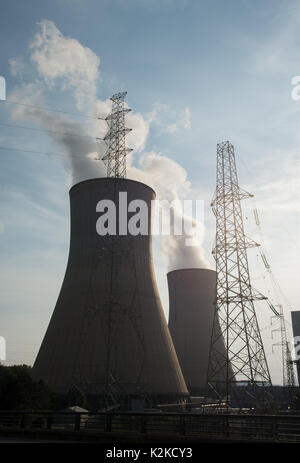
<box><xmin>260</xmin><ymin>252</ymin><xmax>270</xmax><ymax>269</ymax></box>
<box><xmin>253</xmin><ymin>208</ymin><xmax>260</xmax><ymax>225</ymax></box>
<box><xmin>268</xmin><ymin>302</ymin><xmax>280</xmax><ymax>316</ymax></box>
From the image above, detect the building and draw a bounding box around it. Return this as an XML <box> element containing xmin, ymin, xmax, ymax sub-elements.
<box><xmin>168</xmin><ymin>268</ymin><xmax>229</xmax><ymax>395</ymax></box>
<box><xmin>32</xmin><ymin>177</ymin><xmax>188</xmax><ymax>408</ymax></box>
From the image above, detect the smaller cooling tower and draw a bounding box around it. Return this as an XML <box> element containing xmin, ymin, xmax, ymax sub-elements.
<box><xmin>291</xmin><ymin>311</ymin><xmax>300</xmax><ymax>386</ymax></box>
<box><xmin>168</xmin><ymin>268</ymin><xmax>229</xmax><ymax>395</ymax></box>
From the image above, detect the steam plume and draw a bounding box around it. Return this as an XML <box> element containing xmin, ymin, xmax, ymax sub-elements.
<box><xmin>9</xmin><ymin>20</ymin><xmax>210</xmax><ymax>271</ymax></box>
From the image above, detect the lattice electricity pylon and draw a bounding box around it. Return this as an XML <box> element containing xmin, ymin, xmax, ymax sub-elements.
<box><xmin>207</xmin><ymin>140</ymin><xmax>272</xmax><ymax>408</ymax></box>
<box><xmin>102</xmin><ymin>91</ymin><xmax>132</xmax><ymax>178</ymax></box>
<box><xmin>271</xmin><ymin>305</ymin><xmax>296</xmax><ymax>388</ymax></box>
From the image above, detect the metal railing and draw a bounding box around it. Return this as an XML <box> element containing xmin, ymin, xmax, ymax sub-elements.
<box><xmin>0</xmin><ymin>411</ymin><xmax>300</xmax><ymax>442</ymax></box>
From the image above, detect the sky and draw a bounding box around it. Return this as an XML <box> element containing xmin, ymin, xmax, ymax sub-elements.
<box><xmin>0</xmin><ymin>0</ymin><xmax>300</xmax><ymax>385</ymax></box>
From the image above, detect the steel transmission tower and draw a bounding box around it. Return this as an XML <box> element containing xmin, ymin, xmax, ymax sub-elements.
<box><xmin>272</xmin><ymin>305</ymin><xmax>296</xmax><ymax>388</ymax></box>
<box><xmin>207</xmin><ymin>141</ymin><xmax>272</xmax><ymax>407</ymax></box>
<box><xmin>102</xmin><ymin>91</ymin><xmax>132</xmax><ymax>178</ymax></box>
<box><xmin>97</xmin><ymin>92</ymin><xmax>147</xmax><ymax>409</ymax></box>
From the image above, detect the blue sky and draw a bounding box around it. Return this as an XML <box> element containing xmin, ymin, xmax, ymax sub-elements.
<box><xmin>0</xmin><ymin>0</ymin><xmax>300</xmax><ymax>384</ymax></box>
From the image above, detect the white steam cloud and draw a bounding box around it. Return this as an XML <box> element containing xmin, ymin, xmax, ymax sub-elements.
<box><xmin>29</xmin><ymin>20</ymin><xmax>100</xmax><ymax>109</ymax></box>
<box><xmin>9</xmin><ymin>82</ymin><xmax>106</xmax><ymax>183</ymax></box>
<box><xmin>9</xmin><ymin>19</ymin><xmax>209</xmax><ymax>271</ymax></box>
<box><xmin>130</xmin><ymin>152</ymin><xmax>209</xmax><ymax>270</ymax></box>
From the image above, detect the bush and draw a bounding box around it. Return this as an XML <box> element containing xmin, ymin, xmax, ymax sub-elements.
<box><xmin>0</xmin><ymin>364</ymin><xmax>51</xmax><ymax>410</ymax></box>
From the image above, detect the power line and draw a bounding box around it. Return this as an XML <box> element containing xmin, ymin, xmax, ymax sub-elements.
<box><xmin>0</xmin><ymin>99</ymin><xmax>107</xmax><ymax>120</ymax></box>
<box><xmin>239</xmin><ymin>152</ymin><xmax>300</xmax><ymax>252</ymax></box>
<box><xmin>0</xmin><ymin>121</ymin><xmax>104</xmax><ymax>141</ymax></box>
<box><xmin>250</xmin><ymin>199</ymin><xmax>295</xmax><ymax>328</ymax></box>
<box><xmin>0</xmin><ymin>145</ymin><xmax>104</xmax><ymax>161</ymax></box>
<box><xmin>238</xmin><ymin>152</ymin><xmax>298</xmax><ymax>318</ymax></box>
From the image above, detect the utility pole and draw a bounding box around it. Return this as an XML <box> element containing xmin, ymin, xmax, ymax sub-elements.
<box><xmin>207</xmin><ymin>141</ymin><xmax>272</xmax><ymax>409</ymax></box>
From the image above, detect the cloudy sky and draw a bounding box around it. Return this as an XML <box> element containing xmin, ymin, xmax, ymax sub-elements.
<box><xmin>0</xmin><ymin>0</ymin><xmax>300</xmax><ymax>384</ymax></box>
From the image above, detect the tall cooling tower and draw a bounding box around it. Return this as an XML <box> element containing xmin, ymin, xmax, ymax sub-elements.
<box><xmin>168</xmin><ymin>268</ymin><xmax>229</xmax><ymax>395</ymax></box>
<box><xmin>32</xmin><ymin>178</ymin><xmax>188</xmax><ymax>405</ymax></box>
<box><xmin>291</xmin><ymin>311</ymin><xmax>300</xmax><ymax>386</ymax></box>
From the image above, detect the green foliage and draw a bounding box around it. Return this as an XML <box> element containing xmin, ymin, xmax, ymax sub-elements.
<box><xmin>0</xmin><ymin>364</ymin><xmax>51</xmax><ymax>410</ymax></box>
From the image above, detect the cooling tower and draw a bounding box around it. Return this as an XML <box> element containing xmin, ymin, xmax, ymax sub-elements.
<box><xmin>32</xmin><ymin>178</ymin><xmax>188</xmax><ymax>405</ymax></box>
<box><xmin>168</xmin><ymin>268</ymin><xmax>229</xmax><ymax>395</ymax></box>
<box><xmin>291</xmin><ymin>311</ymin><xmax>300</xmax><ymax>386</ymax></box>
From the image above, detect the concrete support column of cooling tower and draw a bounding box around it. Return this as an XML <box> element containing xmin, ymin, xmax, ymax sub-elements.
<box><xmin>32</xmin><ymin>178</ymin><xmax>188</xmax><ymax>404</ymax></box>
<box><xmin>291</xmin><ymin>311</ymin><xmax>300</xmax><ymax>386</ymax></box>
<box><xmin>168</xmin><ymin>268</ymin><xmax>230</xmax><ymax>395</ymax></box>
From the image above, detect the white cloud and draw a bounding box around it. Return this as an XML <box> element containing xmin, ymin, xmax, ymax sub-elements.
<box><xmin>9</xmin><ymin>82</ymin><xmax>106</xmax><ymax>185</ymax></box>
<box><xmin>130</xmin><ymin>150</ymin><xmax>190</xmax><ymax>198</ymax></box>
<box><xmin>129</xmin><ymin>151</ymin><xmax>209</xmax><ymax>270</ymax></box>
<box><xmin>9</xmin><ymin>57</ymin><xmax>25</xmax><ymax>79</ymax></box>
<box><xmin>127</xmin><ymin>110</ymin><xmax>150</xmax><ymax>152</ymax></box>
<box><xmin>29</xmin><ymin>20</ymin><xmax>100</xmax><ymax>108</ymax></box>
<box><xmin>10</xmin><ymin>22</ymin><xmax>192</xmax><ymax>187</ymax></box>
<box><xmin>148</xmin><ymin>102</ymin><xmax>191</xmax><ymax>134</ymax></box>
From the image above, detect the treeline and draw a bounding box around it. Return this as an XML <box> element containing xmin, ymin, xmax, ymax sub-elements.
<box><xmin>0</xmin><ymin>364</ymin><xmax>51</xmax><ymax>410</ymax></box>
<box><xmin>0</xmin><ymin>364</ymin><xmax>91</xmax><ymax>410</ymax></box>
<box><xmin>1</xmin><ymin>364</ymin><xmax>300</xmax><ymax>411</ymax></box>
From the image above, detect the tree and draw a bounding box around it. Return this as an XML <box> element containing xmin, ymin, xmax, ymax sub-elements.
<box><xmin>0</xmin><ymin>364</ymin><xmax>51</xmax><ymax>410</ymax></box>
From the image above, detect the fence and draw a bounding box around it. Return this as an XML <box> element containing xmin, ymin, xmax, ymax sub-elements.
<box><xmin>0</xmin><ymin>411</ymin><xmax>300</xmax><ymax>442</ymax></box>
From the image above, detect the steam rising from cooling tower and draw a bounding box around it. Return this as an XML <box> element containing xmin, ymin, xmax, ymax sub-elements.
<box><xmin>9</xmin><ymin>20</ymin><xmax>209</xmax><ymax>281</ymax></box>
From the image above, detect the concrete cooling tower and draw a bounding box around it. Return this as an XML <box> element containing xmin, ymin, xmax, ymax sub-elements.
<box><xmin>168</xmin><ymin>268</ymin><xmax>229</xmax><ymax>395</ymax></box>
<box><xmin>32</xmin><ymin>178</ymin><xmax>188</xmax><ymax>406</ymax></box>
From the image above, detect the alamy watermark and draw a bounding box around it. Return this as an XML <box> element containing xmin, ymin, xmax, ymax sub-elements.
<box><xmin>0</xmin><ymin>75</ymin><xmax>6</xmax><ymax>101</ymax></box>
<box><xmin>294</xmin><ymin>336</ymin><xmax>300</xmax><ymax>362</ymax></box>
<box><xmin>95</xmin><ymin>193</ymin><xmax>205</xmax><ymax>246</ymax></box>
<box><xmin>0</xmin><ymin>336</ymin><xmax>6</xmax><ymax>361</ymax></box>
<box><xmin>291</xmin><ymin>76</ymin><xmax>300</xmax><ymax>100</ymax></box>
